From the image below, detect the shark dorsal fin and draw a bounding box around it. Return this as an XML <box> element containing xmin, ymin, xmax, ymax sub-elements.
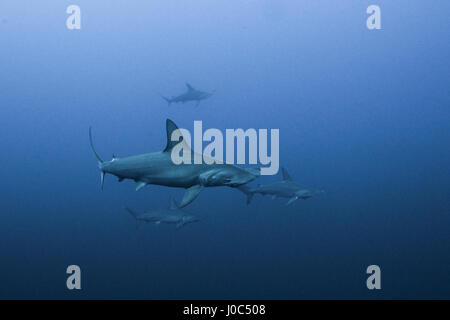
<box><xmin>186</xmin><ymin>83</ymin><xmax>195</xmax><ymax>91</ymax></box>
<box><xmin>163</xmin><ymin>119</ymin><xmax>194</xmax><ymax>157</ymax></box>
<box><xmin>282</xmin><ymin>167</ymin><xmax>292</xmax><ymax>181</ymax></box>
<box><xmin>164</xmin><ymin>119</ymin><xmax>182</xmax><ymax>152</ymax></box>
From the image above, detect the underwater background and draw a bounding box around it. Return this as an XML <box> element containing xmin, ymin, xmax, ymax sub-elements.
<box><xmin>0</xmin><ymin>0</ymin><xmax>449</xmax><ymax>299</ymax></box>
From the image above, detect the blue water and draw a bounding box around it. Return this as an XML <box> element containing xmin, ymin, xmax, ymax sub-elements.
<box><xmin>0</xmin><ymin>0</ymin><xmax>449</xmax><ymax>299</ymax></box>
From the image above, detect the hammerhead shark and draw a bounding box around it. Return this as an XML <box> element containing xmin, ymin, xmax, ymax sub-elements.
<box><xmin>161</xmin><ymin>83</ymin><xmax>213</xmax><ymax>106</ymax></box>
<box><xmin>89</xmin><ymin>119</ymin><xmax>260</xmax><ymax>208</ymax></box>
<box><xmin>239</xmin><ymin>168</ymin><xmax>323</xmax><ymax>206</ymax></box>
<box><xmin>125</xmin><ymin>198</ymin><xmax>200</xmax><ymax>229</ymax></box>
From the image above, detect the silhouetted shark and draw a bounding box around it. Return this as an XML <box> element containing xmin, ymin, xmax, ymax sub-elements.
<box><xmin>161</xmin><ymin>83</ymin><xmax>213</xmax><ymax>106</ymax></box>
<box><xmin>239</xmin><ymin>168</ymin><xmax>323</xmax><ymax>205</ymax></box>
<box><xmin>125</xmin><ymin>197</ymin><xmax>200</xmax><ymax>229</ymax></box>
<box><xmin>89</xmin><ymin>119</ymin><xmax>260</xmax><ymax>208</ymax></box>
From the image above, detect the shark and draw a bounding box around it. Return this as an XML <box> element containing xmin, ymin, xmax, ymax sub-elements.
<box><xmin>239</xmin><ymin>168</ymin><xmax>323</xmax><ymax>206</ymax></box>
<box><xmin>161</xmin><ymin>83</ymin><xmax>213</xmax><ymax>106</ymax></box>
<box><xmin>125</xmin><ymin>198</ymin><xmax>200</xmax><ymax>229</ymax></box>
<box><xmin>89</xmin><ymin>119</ymin><xmax>260</xmax><ymax>208</ymax></box>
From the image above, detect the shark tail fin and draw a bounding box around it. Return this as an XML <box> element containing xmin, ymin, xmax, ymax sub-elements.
<box><xmin>89</xmin><ymin>127</ymin><xmax>104</xmax><ymax>165</ymax></box>
<box><xmin>100</xmin><ymin>171</ymin><xmax>105</xmax><ymax>190</ymax></box>
<box><xmin>89</xmin><ymin>127</ymin><xmax>106</xmax><ymax>189</ymax></box>
<box><xmin>124</xmin><ymin>207</ymin><xmax>138</xmax><ymax>219</ymax></box>
<box><xmin>124</xmin><ymin>207</ymin><xmax>142</xmax><ymax>230</ymax></box>
<box><xmin>161</xmin><ymin>95</ymin><xmax>172</xmax><ymax>106</ymax></box>
<box><xmin>238</xmin><ymin>186</ymin><xmax>254</xmax><ymax>205</ymax></box>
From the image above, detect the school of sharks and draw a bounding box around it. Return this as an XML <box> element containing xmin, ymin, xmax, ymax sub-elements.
<box><xmin>89</xmin><ymin>83</ymin><xmax>322</xmax><ymax>229</ymax></box>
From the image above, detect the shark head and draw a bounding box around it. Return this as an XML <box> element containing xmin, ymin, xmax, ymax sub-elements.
<box><xmin>296</xmin><ymin>189</ymin><xmax>313</xmax><ymax>200</ymax></box>
<box><xmin>198</xmin><ymin>91</ymin><xmax>213</xmax><ymax>100</ymax></box>
<box><xmin>183</xmin><ymin>215</ymin><xmax>200</xmax><ymax>224</ymax></box>
<box><xmin>200</xmin><ymin>167</ymin><xmax>260</xmax><ymax>187</ymax></box>
<box><xmin>176</xmin><ymin>215</ymin><xmax>200</xmax><ymax>229</ymax></box>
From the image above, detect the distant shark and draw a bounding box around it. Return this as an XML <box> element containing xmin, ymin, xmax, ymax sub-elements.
<box><xmin>125</xmin><ymin>198</ymin><xmax>200</xmax><ymax>229</ymax></box>
<box><xmin>161</xmin><ymin>83</ymin><xmax>213</xmax><ymax>106</ymax></box>
<box><xmin>89</xmin><ymin>119</ymin><xmax>260</xmax><ymax>208</ymax></box>
<box><xmin>239</xmin><ymin>168</ymin><xmax>323</xmax><ymax>205</ymax></box>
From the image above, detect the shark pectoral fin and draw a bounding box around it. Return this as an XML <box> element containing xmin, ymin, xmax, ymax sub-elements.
<box><xmin>155</xmin><ymin>221</ymin><xmax>161</xmax><ymax>225</ymax></box>
<box><xmin>136</xmin><ymin>181</ymin><xmax>147</xmax><ymax>191</ymax></box>
<box><xmin>271</xmin><ymin>195</ymin><xmax>277</xmax><ymax>200</ymax></box>
<box><xmin>238</xmin><ymin>186</ymin><xmax>254</xmax><ymax>205</ymax></box>
<box><xmin>178</xmin><ymin>184</ymin><xmax>203</xmax><ymax>208</ymax></box>
<box><xmin>169</xmin><ymin>196</ymin><xmax>178</xmax><ymax>210</ymax></box>
<box><xmin>286</xmin><ymin>196</ymin><xmax>298</xmax><ymax>206</ymax></box>
<box><xmin>176</xmin><ymin>222</ymin><xmax>184</xmax><ymax>229</ymax></box>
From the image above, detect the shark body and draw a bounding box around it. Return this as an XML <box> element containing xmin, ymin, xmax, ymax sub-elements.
<box><xmin>239</xmin><ymin>168</ymin><xmax>321</xmax><ymax>206</ymax></box>
<box><xmin>89</xmin><ymin>119</ymin><xmax>260</xmax><ymax>208</ymax></box>
<box><xmin>161</xmin><ymin>83</ymin><xmax>213</xmax><ymax>106</ymax></box>
<box><xmin>125</xmin><ymin>198</ymin><xmax>200</xmax><ymax>229</ymax></box>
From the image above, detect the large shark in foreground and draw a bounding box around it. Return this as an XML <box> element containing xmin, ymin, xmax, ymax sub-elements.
<box><xmin>239</xmin><ymin>168</ymin><xmax>323</xmax><ymax>206</ymax></box>
<box><xmin>125</xmin><ymin>198</ymin><xmax>200</xmax><ymax>229</ymax></box>
<box><xmin>89</xmin><ymin>119</ymin><xmax>260</xmax><ymax>208</ymax></box>
<box><xmin>161</xmin><ymin>83</ymin><xmax>213</xmax><ymax>106</ymax></box>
